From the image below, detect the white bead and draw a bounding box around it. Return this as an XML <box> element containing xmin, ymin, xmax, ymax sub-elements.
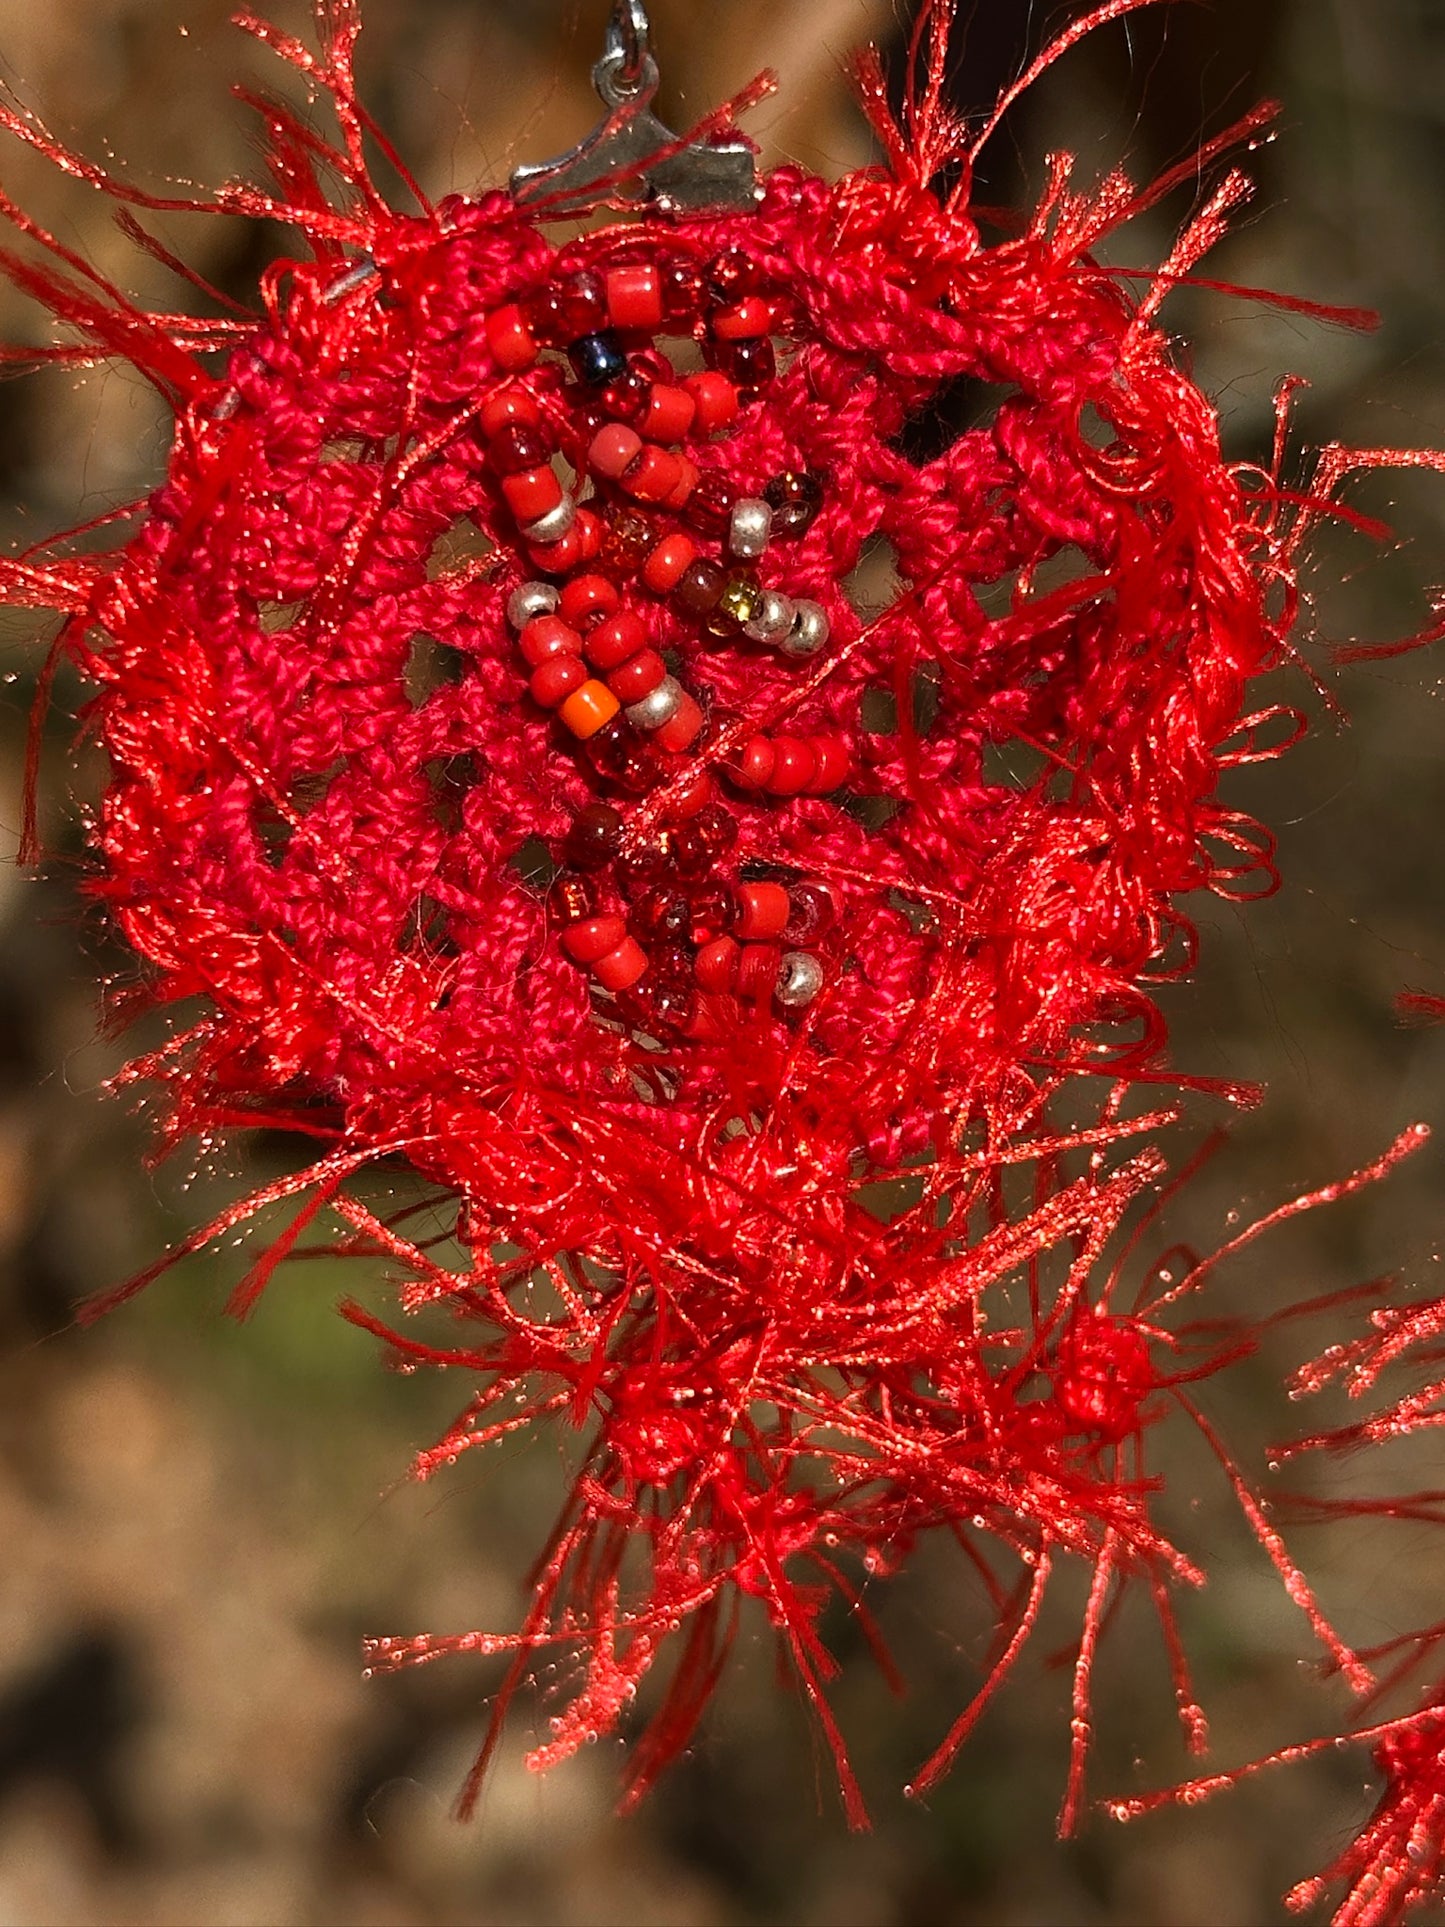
<box><xmin>728</xmin><ymin>496</ymin><xmax>773</xmax><ymax>561</ymax></box>
<box><xmin>775</xmin><ymin>950</ymin><xmax>824</xmax><ymax>1008</ymax></box>
<box><xmin>780</xmin><ymin>598</ymin><xmax>829</xmax><ymax>658</ymax></box>
<box><xmin>507</xmin><ymin>580</ymin><xmax>559</xmax><ymax>630</ymax></box>
<box><xmin>743</xmin><ymin>588</ymin><xmax>795</xmax><ymax>646</ymax></box>
<box><xmin>625</xmin><ymin>675</ymin><xmax>683</xmax><ymax>730</ymax></box>
<box><xmin>521</xmin><ymin>496</ymin><xmax>576</xmax><ymax>544</ymax></box>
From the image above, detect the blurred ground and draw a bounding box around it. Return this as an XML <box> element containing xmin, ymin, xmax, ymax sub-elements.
<box><xmin>2</xmin><ymin>2</ymin><xmax>1445</xmax><ymax>1923</ymax></box>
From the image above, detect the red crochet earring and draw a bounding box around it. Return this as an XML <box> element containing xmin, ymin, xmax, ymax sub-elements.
<box><xmin>9</xmin><ymin>0</ymin><xmax>1445</xmax><ymax>1883</ymax></box>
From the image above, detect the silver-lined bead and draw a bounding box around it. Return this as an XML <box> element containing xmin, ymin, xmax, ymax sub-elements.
<box><xmin>520</xmin><ymin>496</ymin><xmax>577</xmax><ymax>545</ymax></box>
<box><xmin>728</xmin><ymin>496</ymin><xmax>773</xmax><ymax>561</ymax></box>
<box><xmin>775</xmin><ymin>950</ymin><xmax>824</xmax><ymax>1008</ymax></box>
<box><xmin>507</xmin><ymin>580</ymin><xmax>560</xmax><ymax>630</ymax></box>
<box><xmin>743</xmin><ymin>588</ymin><xmax>795</xmax><ymax>646</ymax></box>
<box><xmin>780</xmin><ymin>598</ymin><xmax>829</xmax><ymax>658</ymax></box>
<box><xmin>625</xmin><ymin>675</ymin><xmax>684</xmax><ymax>731</ymax></box>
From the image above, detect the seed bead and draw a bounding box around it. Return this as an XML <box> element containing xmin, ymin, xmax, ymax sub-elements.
<box><xmin>776</xmin><ymin>950</ymin><xmax>825</xmax><ymax>1008</ymax></box>
<box><xmin>728</xmin><ymin>497</ymin><xmax>773</xmax><ymax>561</ymax></box>
<box><xmin>507</xmin><ymin>580</ymin><xmax>559</xmax><ymax>631</ymax></box>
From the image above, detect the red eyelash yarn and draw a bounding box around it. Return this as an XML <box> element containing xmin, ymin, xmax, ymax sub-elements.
<box><xmin>11</xmin><ymin>0</ymin><xmax>1445</xmax><ymax>1888</ymax></box>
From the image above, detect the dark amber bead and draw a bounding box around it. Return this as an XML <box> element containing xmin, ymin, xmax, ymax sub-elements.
<box><xmin>562</xmin><ymin>802</ymin><xmax>624</xmax><ymax>872</ymax></box>
<box><xmin>597</xmin><ymin>509</ymin><xmax>657</xmax><ymax>579</ymax></box>
<box><xmin>704</xmin><ymin>247</ymin><xmax>759</xmax><ymax>305</ymax></box>
<box><xmin>550</xmin><ymin>874</ymin><xmax>598</xmax><ymax>923</ymax></box>
<box><xmin>601</xmin><ymin>367</ymin><xmax>651</xmax><ymax>424</ymax></box>
<box><xmin>587</xmin><ymin>716</ymin><xmax>658</xmax><ymax>792</ymax></box>
<box><xmin>661</xmin><ymin>258</ymin><xmax>706</xmax><ymax>325</ymax></box>
<box><xmin>672</xmin><ymin>556</ymin><xmax>727</xmax><ymax>620</ymax></box>
<box><xmin>764</xmin><ymin>468</ymin><xmax>825</xmax><ymax>537</ymax></box>
<box><xmin>488</xmin><ymin>421</ymin><xmax>552</xmax><ymax>475</ymax></box>
<box><xmin>631</xmin><ymin>890</ymin><xmax>693</xmax><ymax>942</ymax></box>
<box><xmin>714</xmin><ymin>334</ymin><xmax>776</xmax><ymax>394</ymax></box>
<box><xmin>671</xmin><ymin>803</ymin><xmax>737</xmax><ymax>879</ymax></box>
<box><xmin>687</xmin><ymin>471</ymin><xmax>737</xmax><ymax>538</ymax></box>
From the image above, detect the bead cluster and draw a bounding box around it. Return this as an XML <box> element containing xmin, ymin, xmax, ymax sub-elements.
<box><xmin>481</xmin><ymin>248</ymin><xmax>847</xmax><ymax>1031</ymax></box>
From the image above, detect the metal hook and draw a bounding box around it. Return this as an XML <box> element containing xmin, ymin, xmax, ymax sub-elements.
<box><xmin>511</xmin><ymin>0</ymin><xmax>758</xmax><ymax>214</ymax></box>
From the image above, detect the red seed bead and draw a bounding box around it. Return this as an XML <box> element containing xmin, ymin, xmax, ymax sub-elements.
<box><xmin>485</xmin><ymin>303</ymin><xmax>539</xmax><ymax>371</ymax></box>
<box><xmin>481</xmin><ymin>387</ymin><xmax>541</xmax><ymax>436</ymax></box>
<box><xmin>589</xmin><ymin>423</ymin><xmax>644</xmax><ymax>481</ymax></box>
<box><xmin>686</xmin><ymin>470</ymin><xmax>737</xmax><ymax>537</ymax></box>
<box><xmin>640</xmin><ymin>384</ymin><xmax>697</xmax><ymax>444</ymax></box>
<box><xmin>688</xmin><ymin>885</ymin><xmax>732</xmax><ymax>941</ymax></box>
<box><xmin>784</xmin><ymin>881</ymin><xmax>840</xmax><ymax>944</ymax></box>
<box><xmin>696</xmin><ymin>935</ymin><xmax>741</xmax><ymax>994</ymax></box>
<box><xmin>684</xmin><ymin>372</ymin><xmax>739</xmax><ymax>435</ymax></box>
<box><xmin>642</xmin><ymin>532</ymin><xmax>698</xmax><ymax>595</ymax></box>
<box><xmin>665</xmin><ymin>458</ymin><xmax>698</xmax><ymax>510</ymax></box>
<box><xmin>551</xmin><ymin>875</ymin><xmax>597</xmax><ymax>924</ymax></box>
<box><xmin>588</xmin><ymin>718</ymin><xmax>657</xmax><ymax>793</ymax></box>
<box><xmin>559</xmin><ymin>574</ymin><xmax>621</xmax><ymax>629</ymax></box>
<box><xmin>808</xmin><ymin>735</ymin><xmax>851</xmax><ymax>792</ymax></box>
<box><xmin>605</xmin><ymin>262</ymin><xmax>665</xmax><ymax>332</ymax></box>
<box><xmin>598</xmin><ymin>509</ymin><xmax>656</xmax><ymax>578</ymax></box>
<box><xmin>502</xmin><ymin>465</ymin><xmax>564</xmax><ymax>522</ymax></box>
<box><xmin>705</xmin><ymin>248</ymin><xmax>758</xmax><ymax>303</ymax></box>
<box><xmin>624</xmin><ymin>446</ymin><xmax>684</xmax><ymax>504</ymax></box>
<box><xmin>767</xmin><ymin>735</ymin><xmax>817</xmax><ymax>796</ymax></box>
<box><xmin>716</xmin><ymin>334</ymin><xmax>776</xmax><ymax>393</ymax></box>
<box><xmin>585</xmin><ymin>610</ymin><xmax>650</xmax><ymax>670</ymax></box>
<box><xmin>653</xmin><ymin>688</ymin><xmax>705</xmax><ymax>754</ymax></box>
<box><xmin>607</xmin><ymin>648</ymin><xmax>667</xmax><ymax>703</ymax></box>
<box><xmin>529</xmin><ymin>654</ymin><xmax>587</xmax><ymax>708</ymax></box>
<box><xmin>562</xmin><ymin>914</ymin><xmax>627</xmax><ymax>965</ymax></box>
<box><xmin>574</xmin><ymin>507</ymin><xmax>605</xmax><ymax>562</ymax></box>
<box><xmin>735</xmin><ymin>881</ymin><xmax>791</xmax><ymax>940</ymax></box>
<box><xmin>519</xmin><ymin>614</ymin><xmax>584</xmax><ymax>665</ymax></box>
<box><xmin>528</xmin><ymin>526</ymin><xmax>585</xmax><ymax>575</ymax></box>
<box><xmin>712</xmin><ymin>296</ymin><xmax>772</xmax><ymax>340</ymax></box>
<box><xmin>736</xmin><ymin>942</ymin><xmax>782</xmax><ymax>1002</ymax></box>
<box><xmin>559</xmin><ymin>679</ymin><xmax>622</xmax><ymax>740</ymax></box>
<box><xmin>671</xmin><ymin>803</ymin><xmax>737</xmax><ymax>878</ymax></box>
<box><xmin>630</xmin><ymin>890</ymin><xmax>692</xmax><ymax>942</ymax></box>
<box><xmin>535</xmin><ymin>269</ymin><xmax>607</xmax><ymax>345</ymax></box>
<box><xmin>666</xmin><ymin>767</ymin><xmax>714</xmax><ymax>819</ymax></box>
<box><xmin>593</xmin><ymin>937</ymin><xmax>648</xmax><ymax>991</ymax></box>
<box><xmin>736</xmin><ymin>736</ymin><xmax>776</xmax><ymax>790</ymax></box>
<box><xmin>661</xmin><ymin>259</ymin><xmax>706</xmax><ymax>324</ymax></box>
<box><xmin>487</xmin><ymin>420</ymin><xmax>551</xmax><ymax>475</ymax></box>
<box><xmin>601</xmin><ymin>367</ymin><xmax>651</xmax><ymax>424</ymax></box>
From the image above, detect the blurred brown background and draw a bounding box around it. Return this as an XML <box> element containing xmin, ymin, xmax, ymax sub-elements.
<box><xmin>2</xmin><ymin>2</ymin><xmax>1445</xmax><ymax>1922</ymax></box>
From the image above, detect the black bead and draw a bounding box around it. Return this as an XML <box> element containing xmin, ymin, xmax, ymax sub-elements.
<box><xmin>569</xmin><ymin>330</ymin><xmax>630</xmax><ymax>387</ymax></box>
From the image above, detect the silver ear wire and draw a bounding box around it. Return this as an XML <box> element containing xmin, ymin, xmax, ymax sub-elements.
<box><xmin>510</xmin><ymin>0</ymin><xmax>759</xmax><ymax>216</ymax></box>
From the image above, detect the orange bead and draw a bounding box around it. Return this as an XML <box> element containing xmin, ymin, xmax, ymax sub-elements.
<box><xmin>559</xmin><ymin>679</ymin><xmax>622</xmax><ymax>740</ymax></box>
